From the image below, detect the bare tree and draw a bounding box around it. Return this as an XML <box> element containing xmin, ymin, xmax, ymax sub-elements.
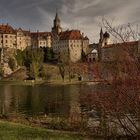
<box><xmin>81</xmin><ymin>18</ymin><xmax>140</xmax><ymax>138</ymax></box>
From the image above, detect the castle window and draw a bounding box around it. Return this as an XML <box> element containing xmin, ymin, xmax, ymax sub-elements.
<box><xmin>93</xmin><ymin>58</ymin><xmax>95</xmax><ymax>62</ymax></box>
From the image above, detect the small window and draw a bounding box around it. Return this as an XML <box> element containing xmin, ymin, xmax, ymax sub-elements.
<box><xmin>93</xmin><ymin>58</ymin><xmax>95</xmax><ymax>61</ymax></box>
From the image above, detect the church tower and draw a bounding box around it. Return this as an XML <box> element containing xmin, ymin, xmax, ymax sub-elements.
<box><xmin>99</xmin><ymin>27</ymin><xmax>103</xmax><ymax>43</ymax></box>
<box><xmin>98</xmin><ymin>27</ymin><xmax>103</xmax><ymax>61</ymax></box>
<box><xmin>103</xmin><ymin>31</ymin><xmax>110</xmax><ymax>46</ymax></box>
<box><xmin>52</xmin><ymin>12</ymin><xmax>62</xmax><ymax>34</ymax></box>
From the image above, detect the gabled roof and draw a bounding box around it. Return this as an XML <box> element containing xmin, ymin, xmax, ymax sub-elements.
<box><xmin>59</xmin><ymin>30</ymin><xmax>89</xmax><ymax>40</ymax></box>
<box><xmin>0</xmin><ymin>24</ymin><xmax>16</xmax><ymax>34</ymax></box>
<box><xmin>91</xmin><ymin>49</ymin><xmax>98</xmax><ymax>53</ymax></box>
<box><xmin>16</xmin><ymin>28</ymin><xmax>31</xmax><ymax>36</ymax></box>
<box><xmin>87</xmin><ymin>48</ymin><xmax>98</xmax><ymax>55</ymax></box>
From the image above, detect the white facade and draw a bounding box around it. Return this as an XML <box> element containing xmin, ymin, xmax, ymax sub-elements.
<box><xmin>31</xmin><ymin>33</ymin><xmax>52</xmax><ymax>48</ymax></box>
<box><xmin>17</xmin><ymin>28</ymin><xmax>31</xmax><ymax>50</ymax></box>
<box><xmin>0</xmin><ymin>34</ymin><xmax>16</xmax><ymax>49</ymax></box>
<box><xmin>52</xmin><ymin>30</ymin><xmax>89</xmax><ymax>62</ymax></box>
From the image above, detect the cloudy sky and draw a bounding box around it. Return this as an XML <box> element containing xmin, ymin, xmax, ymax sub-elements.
<box><xmin>0</xmin><ymin>0</ymin><xmax>140</xmax><ymax>43</ymax></box>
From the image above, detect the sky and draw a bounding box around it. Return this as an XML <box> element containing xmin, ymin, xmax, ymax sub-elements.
<box><xmin>0</xmin><ymin>0</ymin><xmax>140</xmax><ymax>43</ymax></box>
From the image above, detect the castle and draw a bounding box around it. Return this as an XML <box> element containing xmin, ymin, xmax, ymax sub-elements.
<box><xmin>51</xmin><ymin>12</ymin><xmax>89</xmax><ymax>62</ymax></box>
<box><xmin>1</xmin><ymin>12</ymin><xmax>139</xmax><ymax>66</ymax></box>
<box><xmin>0</xmin><ymin>12</ymin><xmax>89</xmax><ymax>64</ymax></box>
<box><xmin>87</xmin><ymin>28</ymin><xmax>140</xmax><ymax>62</ymax></box>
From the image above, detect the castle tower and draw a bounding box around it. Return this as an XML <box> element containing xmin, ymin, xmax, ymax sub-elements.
<box><xmin>98</xmin><ymin>28</ymin><xmax>104</xmax><ymax>61</ymax></box>
<box><xmin>103</xmin><ymin>31</ymin><xmax>110</xmax><ymax>46</ymax></box>
<box><xmin>52</xmin><ymin>12</ymin><xmax>62</xmax><ymax>34</ymax></box>
<box><xmin>99</xmin><ymin>27</ymin><xmax>103</xmax><ymax>43</ymax></box>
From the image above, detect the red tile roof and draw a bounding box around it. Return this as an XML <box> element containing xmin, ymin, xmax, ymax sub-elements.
<box><xmin>0</xmin><ymin>24</ymin><xmax>16</xmax><ymax>34</ymax></box>
<box><xmin>59</xmin><ymin>30</ymin><xmax>89</xmax><ymax>40</ymax></box>
<box><xmin>103</xmin><ymin>41</ymin><xmax>138</xmax><ymax>49</ymax></box>
<box><xmin>31</xmin><ymin>32</ymin><xmax>52</xmax><ymax>39</ymax></box>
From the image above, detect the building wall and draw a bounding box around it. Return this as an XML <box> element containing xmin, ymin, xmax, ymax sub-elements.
<box><xmin>83</xmin><ymin>39</ymin><xmax>89</xmax><ymax>54</ymax></box>
<box><xmin>47</xmin><ymin>35</ymin><xmax>52</xmax><ymax>48</ymax></box>
<box><xmin>87</xmin><ymin>49</ymin><xmax>98</xmax><ymax>62</ymax></box>
<box><xmin>0</xmin><ymin>34</ymin><xmax>16</xmax><ymax>49</ymax></box>
<box><xmin>32</xmin><ymin>35</ymin><xmax>52</xmax><ymax>49</ymax></box>
<box><xmin>69</xmin><ymin>40</ymin><xmax>82</xmax><ymax>62</ymax></box>
<box><xmin>101</xmin><ymin>47</ymin><xmax>116</xmax><ymax>62</ymax></box>
<box><xmin>25</xmin><ymin>36</ymin><xmax>32</xmax><ymax>49</ymax></box>
<box><xmin>101</xmin><ymin>44</ymin><xmax>139</xmax><ymax>62</ymax></box>
<box><xmin>52</xmin><ymin>38</ymin><xmax>89</xmax><ymax>62</ymax></box>
<box><xmin>138</xmin><ymin>40</ymin><xmax>140</xmax><ymax>55</ymax></box>
<box><xmin>15</xmin><ymin>29</ymin><xmax>32</xmax><ymax>50</ymax></box>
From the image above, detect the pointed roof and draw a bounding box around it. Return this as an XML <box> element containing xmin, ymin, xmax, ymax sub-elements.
<box><xmin>100</xmin><ymin>27</ymin><xmax>103</xmax><ymax>35</ymax></box>
<box><xmin>59</xmin><ymin>30</ymin><xmax>83</xmax><ymax>40</ymax></box>
<box><xmin>0</xmin><ymin>24</ymin><xmax>16</xmax><ymax>34</ymax></box>
<box><xmin>55</xmin><ymin>12</ymin><xmax>60</xmax><ymax>22</ymax></box>
<box><xmin>103</xmin><ymin>31</ymin><xmax>110</xmax><ymax>38</ymax></box>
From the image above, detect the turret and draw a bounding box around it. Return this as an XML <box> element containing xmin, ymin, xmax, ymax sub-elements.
<box><xmin>98</xmin><ymin>28</ymin><xmax>104</xmax><ymax>61</ymax></box>
<box><xmin>52</xmin><ymin>12</ymin><xmax>62</xmax><ymax>34</ymax></box>
<box><xmin>103</xmin><ymin>31</ymin><xmax>110</xmax><ymax>46</ymax></box>
<box><xmin>99</xmin><ymin>27</ymin><xmax>103</xmax><ymax>43</ymax></box>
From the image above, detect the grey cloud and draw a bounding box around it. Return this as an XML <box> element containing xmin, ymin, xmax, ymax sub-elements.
<box><xmin>0</xmin><ymin>0</ymin><xmax>140</xmax><ymax>42</ymax></box>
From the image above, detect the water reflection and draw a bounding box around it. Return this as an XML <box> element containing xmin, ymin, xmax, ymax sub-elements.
<box><xmin>0</xmin><ymin>84</ymin><xmax>83</xmax><ymax>118</ymax></box>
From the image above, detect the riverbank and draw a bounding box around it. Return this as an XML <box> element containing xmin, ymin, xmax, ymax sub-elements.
<box><xmin>1</xmin><ymin>62</ymin><xmax>102</xmax><ymax>85</ymax></box>
<box><xmin>0</xmin><ymin>120</ymin><xmax>92</xmax><ymax>140</ymax></box>
<box><xmin>0</xmin><ymin>79</ymin><xmax>105</xmax><ymax>86</ymax></box>
<box><xmin>0</xmin><ymin>80</ymin><xmax>83</xmax><ymax>86</ymax></box>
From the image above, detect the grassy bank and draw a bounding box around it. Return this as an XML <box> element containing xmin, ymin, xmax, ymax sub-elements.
<box><xmin>0</xmin><ymin>121</ymin><xmax>92</xmax><ymax>140</ymax></box>
<box><xmin>0</xmin><ymin>79</ymin><xmax>85</xmax><ymax>86</ymax></box>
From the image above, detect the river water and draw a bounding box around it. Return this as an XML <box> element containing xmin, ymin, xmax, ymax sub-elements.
<box><xmin>0</xmin><ymin>84</ymin><xmax>108</xmax><ymax>117</ymax></box>
<box><xmin>0</xmin><ymin>83</ymin><xmax>138</xmax><ymax>137</ymax></box>
<box><xmin>0</xmin><ymin>84</ymin><xmax>101</xmax><ymax>118</ymax></box>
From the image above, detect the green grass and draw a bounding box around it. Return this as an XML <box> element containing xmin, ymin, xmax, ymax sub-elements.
<box><xmin>0</xmin><ymin>121</ymin><xmax>91</xmax><ymax>140</ymax></box>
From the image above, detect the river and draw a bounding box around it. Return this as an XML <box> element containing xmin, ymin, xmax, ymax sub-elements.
<box><xmin>0</xmin><ymin>83</ymin><xmax>101</xmax><ymax>118</ymax></box>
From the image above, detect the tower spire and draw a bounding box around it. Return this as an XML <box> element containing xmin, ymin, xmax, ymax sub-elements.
<box><xmin>52</xmin><ymin>11</ymin><xmax>62</xmax><ymax>34</ymax></box>
<box><xmin>99</xmin><ymin>27</ymin><xmax>103</xmax><ymax>42</ymax></box>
